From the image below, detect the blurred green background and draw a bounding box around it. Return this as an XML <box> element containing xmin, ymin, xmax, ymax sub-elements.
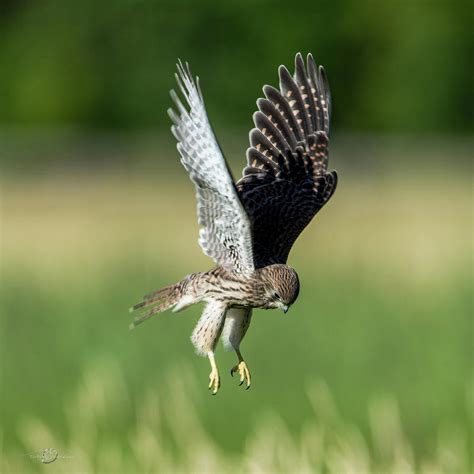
<box><xmin>1</xmin><ymin>1</ymin><xmax>472</xmax><ymax>472</ymax></box>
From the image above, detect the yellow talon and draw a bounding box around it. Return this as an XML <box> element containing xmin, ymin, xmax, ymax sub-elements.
<box><xmin>208</xmin><ymin>367</ymin><xmax>220</xmax><ymax>395</ymax></box>
<box><xmin>231</xmin><ymin>361</ymin><xmax>251</xmax><ymax>389</ymax></box>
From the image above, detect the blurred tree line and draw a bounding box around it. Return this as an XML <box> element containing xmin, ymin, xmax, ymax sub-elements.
<box><xmin>0</xmin><ymin>0</ymin><xmax>471</xmax><ymax>134</ymax></box>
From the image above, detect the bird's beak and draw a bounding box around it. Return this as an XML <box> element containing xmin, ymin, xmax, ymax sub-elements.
<box><xmin>281</xmin><ymin>305</ymin><xmax>289</xmax><ymax>314</ymax></box>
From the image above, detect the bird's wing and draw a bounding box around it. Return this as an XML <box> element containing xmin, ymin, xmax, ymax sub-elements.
<box><xmin>236</xmin><ymin>53</ymin><xmax>338</xmax><ymax>268</ymax></box>
<box><xmin>169</xmin><ymin>61</ymin><xmax>254</xmax><ymax>275</ymax></box>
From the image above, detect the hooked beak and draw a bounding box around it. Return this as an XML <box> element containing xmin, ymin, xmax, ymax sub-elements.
<box><xmin>281</xmin><ymin>305</ymin><xmax>289</xmax><ymax>314</ymax></box>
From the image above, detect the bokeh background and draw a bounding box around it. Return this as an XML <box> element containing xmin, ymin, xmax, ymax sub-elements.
<box><xmin>1</xmin><ymin>1</ymin><xmax>472</xmax><ymax>472</ymax></box>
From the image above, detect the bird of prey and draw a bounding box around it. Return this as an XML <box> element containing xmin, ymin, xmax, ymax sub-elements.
<box><xmin>130</xmin><ymin>53</ymin><xmax>337</xmax><ymax>394</ymax></box>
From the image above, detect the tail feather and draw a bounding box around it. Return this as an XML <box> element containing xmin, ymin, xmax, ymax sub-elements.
<box><xmin>142</xmin><ymin>283</ymin><xmax>176</xmax><ymax>301</ymax></box>
<box><xmin>129</xmin><ymin>282</ymin><xmax>182</xmax><ymax>330</ymax></box>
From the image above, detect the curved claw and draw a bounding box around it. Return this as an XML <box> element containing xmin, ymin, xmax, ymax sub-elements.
<box><xmin>230</xmin><ymin>361</ymin><xmax>251</xmax><ymax>390</ymax></box>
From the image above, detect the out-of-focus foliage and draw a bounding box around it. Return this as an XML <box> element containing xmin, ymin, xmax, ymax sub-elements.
<box><xmin>0</xmin><ymin>0</ymin><xmax>471</xmax><ymax>133</ymax></box>
<box><xmin>2</xmin><ymin>361</ymin><xmax>471</xmax><ymax>473</ymax></box>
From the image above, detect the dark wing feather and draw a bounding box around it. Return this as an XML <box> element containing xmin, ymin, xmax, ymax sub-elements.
<box><xmin>236</xmin><ymin>53</ymin><xmax>337</xmax><ymax>268</ymax></box>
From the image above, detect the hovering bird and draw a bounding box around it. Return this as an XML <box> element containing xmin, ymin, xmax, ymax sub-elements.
<box><xmin>130</xmin><ymin>53</ymin><xmax>337</xmax><ymax>394</ymax></box>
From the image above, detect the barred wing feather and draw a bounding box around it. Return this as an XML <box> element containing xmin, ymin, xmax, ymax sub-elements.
<box><xmin>168</xmin><ymin>61</ymin><xmax>254</xmax><ymax>274</ymax></box>
<box><xmin>236</xmin><ymin>53</ymin><xmax>338</xmax><ymax>268</ymax></box>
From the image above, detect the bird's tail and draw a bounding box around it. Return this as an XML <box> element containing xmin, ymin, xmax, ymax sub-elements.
<box><xmin>129</xmin><ymin>281</ymin><xmax>185</xmax><ymax>330</ymax></box>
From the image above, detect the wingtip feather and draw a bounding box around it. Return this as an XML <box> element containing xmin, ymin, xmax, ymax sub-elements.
<box><xmin>295</xmin><ymin>52</ymin><xmax>305</xmax><ymax>70</ymax></box>
<box><xmin>278</xmin><ymin>64</ymin><xmax>292</xmax><ymax>83</ymax></box>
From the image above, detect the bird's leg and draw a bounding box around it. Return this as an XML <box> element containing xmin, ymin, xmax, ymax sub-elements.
<box><xmin>207</xmin><ymin>351</ymin><xmax>220</xmax><ymax>395</ymax></box>
<box><xmin>230</xmin><ymin>349</ymin><xmax>251</xmax><ymax>389</ymax></box>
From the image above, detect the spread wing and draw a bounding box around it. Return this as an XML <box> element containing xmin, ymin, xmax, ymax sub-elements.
<box><xmin>168</xmin><ymin>61</ymin><xmax>254</xmax><ymax>275</ymax></box>
<box><xmin>236</xmin><ymin>53</ymin><xmax>338</xmax><ymax>268</ymax></box>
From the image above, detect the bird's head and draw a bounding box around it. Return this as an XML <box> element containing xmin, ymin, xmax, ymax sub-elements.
<box><xmin>258</xmin><ymin>264</ymin><xmax>300</xmax><ymax>313</ymax></box>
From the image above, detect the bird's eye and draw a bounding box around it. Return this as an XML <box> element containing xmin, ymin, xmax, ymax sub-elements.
<box><xmin>273</xmin><ymin>292</ymin><xmax>281</xmax><ymax>300</ymax></box>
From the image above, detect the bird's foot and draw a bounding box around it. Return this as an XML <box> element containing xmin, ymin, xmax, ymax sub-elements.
<box><xmin>230</xmin><ymin>361</ymin><xmax>251</xmax><ymax>389</ymax></box>
<box><xmin>208</xmin><ymin>367</ymin><xmax>220</xmax><ymax>395</ymax></box>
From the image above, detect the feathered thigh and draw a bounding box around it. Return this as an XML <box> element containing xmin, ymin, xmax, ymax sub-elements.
<box><xmin>221</xmin><ymin>307</ymin><xmax>252</xmax><ymax>351</ymax></box>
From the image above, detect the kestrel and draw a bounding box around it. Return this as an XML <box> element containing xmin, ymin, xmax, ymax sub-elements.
<box><xmin>130</xmin><ymin>53</ymin><xmax>337</xmax><ymax>394</ymax></box>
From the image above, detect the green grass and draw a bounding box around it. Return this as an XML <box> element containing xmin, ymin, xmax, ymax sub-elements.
<box><xmin>1</xmin><ymin>151</ymin><xmax>472</xmax><ymax>472</ymax></box>
<box><xmin>2</xmin><ymin>361</ymin><xmax>471</xmax><ymax>473</ymax></box>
